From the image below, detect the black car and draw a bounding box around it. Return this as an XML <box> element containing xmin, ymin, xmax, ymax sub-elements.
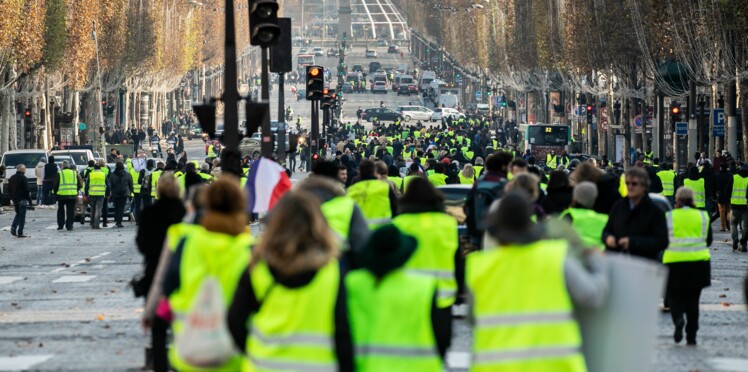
<box><xmin>387</xmin><ymin>45</ymin><xmax>400</xmax><ymax>54</ymax></box>
<box><xmin>361</xmin><ymin>108</ymin><xmax>404</xmax><ymax>122</ymax></box>
<box><xmin>296</xmin><ymin>88</ymin><xmax>306</xmax><ymax>101</ymax></box>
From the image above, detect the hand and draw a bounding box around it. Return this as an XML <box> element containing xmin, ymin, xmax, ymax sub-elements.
<box><xmin>140</xmin><ymin>317</ymin><xmax>151</xmax><ymax>334</ymax></box>
<box><xmin>617</xmin><ymin>237</ymin><xmax>630</xmax><ymax>251</ymax></box>
<box><xmin>605</xmin><ymin>235</ymin><xmax>616</xmax><ymax>248</ymax></box>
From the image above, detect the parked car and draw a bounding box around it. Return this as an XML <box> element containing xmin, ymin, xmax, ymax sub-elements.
<box><xmin>397</xmin><ymin>106</ymin><xmax>434</xmax><ymax>122</ymax></box>
<box><xmin>371</xmin><ymin>81</ymin><xmax>388</xmax><ymax>94</ymax></box>
<box><xmin>366</xmin><ymin>50</ymin><xmax>377</xmax><ymax>58</ymax></box>
<box><xmin>387</xmin><ymin>45</ymin><xmax>400</xmax><ymax>54</ymax></box>
<box><xmin>75</xmin><ymin>192</ymin><xmax>133</xmax><ymax>224</ymax></box>
<box><xmin>326</xmin><ymin>48</ymin><xmax>338</xmax><ymax>57</ymax></box>
<box><xmin>369</xmin><ymin>61</ymin><xmax>382</xmax><ymax>74</ymax></box>
<box><xmin>352</xmin><ymin>64</ymin><xmax>364</xmax><ymax>73</ymax></box>
<box><xmin>1</xmin><ymin>149</ymin><xmax>50</xmax><ymax>205</ymax></box>
<box><xmin>377</xmin><ymin>39</ymin><xmax>388</xmax><ymax>47</ymax></box>
<box><xmin>313</xmin><ymin>47</ymin><xmax>324</xmax><ymax>56</ymax></box>
<box><xmin>431</xmin><ymin>107</ymin><xmax>465</xmax><ymax>122</ymax></box>
<box><xmin>239</xmin><ymin>137</ymin><xmax>263</xmax><ymax>159</ymax></box>
<box><xmin>53</xmin><ymin>155</ymin><xmax>77</xmax><ymax>169</ymax></box>
<box><xmin>296</xmin><ymin>88</ymin><xmax>306</xmax><ymax>101</ymax></box>
<box><xmin>361</xmin><ymin>108</ymin><xmax>403</xmax><ymax>122</ymax></box>
<box><xmin>298</xmin><ymin>47</ymin><xmax>309</xmax><ymax>54</ymax></box>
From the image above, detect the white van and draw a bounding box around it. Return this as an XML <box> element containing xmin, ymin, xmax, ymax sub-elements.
<box><xmin>438</xmin><ymin>93</ymin><xmax>459</xmax><ymax>109</ymax></box>
<box><xmin>1</xmin><ymin>149</ymin><xmax>50</xmax><ymax>203</ymax></box>
<box><xmin>419</xmin><ymin>71</ymin><xmax>436</xmax><ymax>92</ymax></box>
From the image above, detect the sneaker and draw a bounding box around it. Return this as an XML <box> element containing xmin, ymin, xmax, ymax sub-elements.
<box><xmin>10</xmin><ymin>229</ymin><xmax>16</xmax><ymax>236</ymax></box>
<box><xmin>740</xmin><ymin>246</ymin><xmax>748</xmax><ymax>253</ymax></box>
<box><xmin>16</xmin><ymin>235</ymin><xmax>30</xmax><ymax>238</ymax></box>
<box><xmin>733</xmin><ymin>242</ymin><xmax>738</xmax><ymax>252</ymax></box>
<box><xmin>57</xmin><ymin>226</ymin><xmax>63</xmax><ymax>230</ymax></box>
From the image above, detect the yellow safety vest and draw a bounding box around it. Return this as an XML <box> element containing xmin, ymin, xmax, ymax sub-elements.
<box><xmin>459</xmin><ymin>173</ymin><xmax>474</xmax><ymax>185</ymax></box>
<box><xmin>168</xmin><ymin>228</ymin><xmax>251</xmax><ymax>371</ymax></box>
<box><xmin>403</xmin><ymin>175</ymin><xmax>421</xmax><ymax>192</ymax></box>
<box><xmin>57</xmin><ymin>169</ymin><xmax>79</xmax><ymax>196</ymax></box>
<box><xmin>546</xmin><ymin>154</ymin><xmax>558</xmax><ymax>168</ymax></box>
<box><xmin>150</xmin><ymin>170</ymin><xmax>163</xmax><ymax>198</ymax></box>
<box><xmin>347</xmin><ymin>179</ymin><xmax>392</xmax><ymax>227</ymax></box>
<box><xmin>619</xmin><ymin>173</ymin><xmax>627</xmax><ymax>197</ymax></box>
<box><xmin>244</xmin><ymin>260</ymin><xmax>339</xmax><ymax>372</ymax></box>
<box><xmin>346</xmin><ymin>269</ymin><xmax>442</xmax><ymax>372</ymax></box>
<box><xmin>559</xmin><ymin>208</ymin><xmax>608</xmax><ymax>250</ymax></box>
<box><xmin>320</xmin><ymin>196</ymin><xmax>357</xmax><ymax>243</ymax></box>
<box><xmin>656</xmin><ymin>170</ymin><xmax>675</xmax><ymax>197</ymax></box>
<box><xmin>388</xmin><ymin>176</ymin><xmax>404</xmax><ymax>193</ymax></box>
<box><xmin>467</xmin><ymin>240</ymin><xmax>586</xmax><ymax>372</ymax></box>
<box><xmin>683</xmin><ymin>179</ymin><xmax>706</xmax><ymax>208</ymax></box>
<box><xmin>731</xmin><ymin>174</ymin><xmax>748</xmax><ymax>206</ymax></box>
<box><xmin>473</xmin><ymin>166</ymin><xmax>483</xmax><ymax>177</ymax></box>
<box><xmin>87</xmin><ymin>170</ymin><xmax>106</xmax><ymax>196</ymax></box>
<box><xmin>393</xmin><ymin>212</ymin><xmax>459</xmax><ymax>308</ymax></box>
<box><xmin>427</xmin><ymin>173</ymin><xmax>448</xmax><ymax>186</ymax></box>
<box><xmin>663</xmin><ymin>207</ymin><xmax>711</xmax><ymax>264</ymax></box>
<box><xmin>128</xmin><ymin>167</ymin><xmax>141</xmax><ymax>194</ymax></box>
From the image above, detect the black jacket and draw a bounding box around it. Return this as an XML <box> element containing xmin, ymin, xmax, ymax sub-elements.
<box><xmin>9</xmin><ymin>173</ymin><xmax>32</xmax><ymax>204</ymax></box>
<box><xmin>541</xmin><ymin>186</ymin><xmax>573</xmax><ymax>215</ymax></box>
<box><xmin>602</xmin><ymin>195</ymin><xmax>669</xmax><ymax>261</ymax></box>
<box><xmin>594</xmin><ymin>173</ymin><xmax>622</xmax><ymax>214</ymax></box>
<box><xmin>715</xmin><ymin>171</ymin><xmax>733</xmax><ymax>204</ymax></box>
<box><xmin>108</xmin><ymin>168</ymin><xmax>133</xmax><ymax>198</ymax></box>
<box><xmin>135</xmin><ymin>198</ymin><xmax>185</xmax><ymax>296</ymax></box>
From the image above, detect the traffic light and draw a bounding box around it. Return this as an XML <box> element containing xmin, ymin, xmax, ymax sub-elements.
<box><xmin>23</xmin><ymin>108</ymin><xmax>31</xmax><ymax>119</ymax></box>
<box><xmin>501</xmin><ymin>95</ymin><xmax>507</xmax><ymax>107</ymax></box>
<box><xmin>586</xmin><ymin>104</ymin><xmax>593</xmax><ymax>123</ymax></box>
<box><xmin>249</xmin><ymin>0</ymin><xmax>280</xmax><ymax>47</ymax></box>
<box><xmin>670</xmin><ymin>102</ymin><xmax>681</xmax><ymax>123</ymax></box>
<box><xmin>322</xmin><ymin>88</ymin><xmax>332</xmax><ymax>108</ymax></box>
<box><xmin>192</xmin><ymin>101</ymin><xmax>217</xmax><ymax>138</ymax></box>
<box><xmin>306</xmin><ymin>66</ymin><xmax>325</xmax><ymax>100</ymax></box>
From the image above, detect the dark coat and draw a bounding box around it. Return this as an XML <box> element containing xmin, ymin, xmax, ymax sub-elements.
<box><xmin>108</xmin><ymin>168</ymin><xmax>133</xmax><ymax>198</ymax></box>
<box><xmin>594</xmin><ymin>173</ymin><xmax>622</xmax><ymax>214</ymax></box>
<box><xmin>602</xmin><ymin>195</ymin><xmax>669</xmax><ymax>261</ymax></box>
<box><xmin>135</xmin><ymin>198</ymin><xmax>185</xmax><ymax>296</ymax></box>
<box><xmin>715</xmin><ymin>171</ymin><xmax>733</xmax><ymax>204</ymax></box>
<box><xmin>9</xmin><ymin>173</ymin><xmax>32</xmax><ymax>204</ymax></box>
<box><xmin>541</xmin><ymin>186</ymin><xmax>573</xmax><ymax>215</ymax></box>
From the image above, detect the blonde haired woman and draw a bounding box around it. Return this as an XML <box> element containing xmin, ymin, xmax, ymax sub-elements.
<box><xmin>228</xmin><ymin>190</ymin><xmax>353</xmax><ymax>371</ymax></box>
<box><xmin>459</xmin><ymin>164</ymin><xmax>476</xmax><ymax>184</ymax></box>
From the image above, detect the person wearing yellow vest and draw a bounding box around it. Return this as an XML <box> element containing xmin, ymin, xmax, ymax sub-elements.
<box><xmin>178</xmin><ymin>163</ymin><xmax>207</xmax><ymax>199</ymax></box>
<box><xmin>347</xmin><ymin>225</ymin><xmax>448</xmax><ymax>371</ymax></box>
<box><xmin>298</xmin><ymin>170</ymin><xmax>370</xmax><ymax>266</ymax></box>
<box><xmin>150</xmin><ymin>162</ymin><xmax>165</xmax><ymax>203</ymax></box>
<box><xmin>683</xmin><ymin>166</ymin><xmax>706</xmax><ymax>209</ymax></box>
<box><xmin>427</xmin><ymin>163</ymin><xmax>448</xmax><ymax>186</ymax></box>
<box><xmin>664</xmin><ymin>187</ymin><xmax>712</xmax><ymax>345</ymax></box>
<box><xmin>126</xmin><ymin>158</ymin><xmax>143</xmax><ymax>224</ymax></box>
<box><xmin>473</xmin><ymin>157</ymin><xmax>484</xmax><ymax>178</ymax></box>
<box><xmin>467</xmin><ymin>191</ymin><xmax>608</xmax><ymax>372</ymax></box>
<box><xmin>459</xmin><ymin>164</ymin><xmax>476</xmax><ymax>184</ymax></box>
<box><xmin>729</xmin><ymin>164</ymin><xmax>748</xmax><ymax>252</ymax></box>
<box><xmin>393</xmin><ymin>178</ymin><xmax>461</xmax><ymax>312</ymax></box>
<box><xmin>347</xmin><ymin>159</ymin><xmax>397</xmax><ymax>228</ymax></box>
<box><xmin>387</xmin><ymin>165</ymin><xmax>405</xmax><ymax>193</ymax></box>
<box><xmin>560</xmin><ymin>182</ymin><xmax>608</xmax><ymax>250</ymax></box>
<box><xmin>656</xmin><ymin>162</ymin><xmax>677</xmax><ymax>205</ymax></box>
<box><xmin>85</xmin><ymin>164</ymin><xmax>109</xmax><ymax>229</ymax></box>
<box><xmin>546</xmin><ymin>150</ymin><xmax>558</xmax><ymax>169</ymax></box>
<box><xmin>158</xmin><ymin>178</ymin><xmax>250</xmax><ymax>371</ymax></box>
<box><xmin>227</xmin><ymin>190</ymin><xmax>353</xmax><ymax>372</ymax></box>
<box><xmin>403</xmin><ymin>163</ymin><xmax>423</xmax><ymax>193</ymax></box>
<box><xmin>54</xmin><ymin>162</ymin><xmax>83</xmax><ymax>231</ymax></box>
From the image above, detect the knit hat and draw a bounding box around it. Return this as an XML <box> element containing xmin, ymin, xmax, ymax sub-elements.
<box><xmin>573</xmin><ymin>181</ymin><xmax>598</xmax><ymax>208</ymax></box>
<box><xmin>357</xmin><ymin>225</ymin><xmax>417</xmax><ymax>277</ymax></box>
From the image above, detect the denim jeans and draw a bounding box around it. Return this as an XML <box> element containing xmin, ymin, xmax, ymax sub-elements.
<box><xmin>89</xmin><ymin>197</ymin><xmax>104</xmax><ymax>228</ymax></box>
<box><xmin>12</xmin><ymin>200</ymin><xmax>28</xmax><ymax>236</ymax></box>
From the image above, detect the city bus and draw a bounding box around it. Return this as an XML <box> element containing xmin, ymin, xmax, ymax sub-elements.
<box><xmin>296</xmin><ymin>54</ymin><xmax>315</xmax><ymax>71</ymax></box>
<box><xmin>523</xmin><ymin>124</ymin><xmax>571</xmax><ymax>164</ymax></box>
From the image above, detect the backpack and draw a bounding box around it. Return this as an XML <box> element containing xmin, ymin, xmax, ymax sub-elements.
<box><xmin>466</xmin><ymin>177</ymin><xmax>507</xmax><ymax>237</ymax></box>
<box><xmin>174</xmin><ymin>276</ymin><xmax>236</xmax><ymax>367</ymax></box>
<box><xmin>140</xmin><ymin>170</ymin><xmax>153</xmax><ymax>194</ymax></box>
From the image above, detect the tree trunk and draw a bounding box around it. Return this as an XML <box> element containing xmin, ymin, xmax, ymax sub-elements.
<box><xmin>741</xmin><ymin>77</ymin><xmax>748</xmax><ymax>162</ymax></box>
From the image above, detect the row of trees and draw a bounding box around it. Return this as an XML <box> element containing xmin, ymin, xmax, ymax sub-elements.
<box><xmin>0</xmin><ymin>0</ymin><xmax>254</xmax><ymax>153</ymax></box>
<box><xmin>399</xmin><ymin>0</ymin><xmax>748</xmax><ymax>160</ymax></box>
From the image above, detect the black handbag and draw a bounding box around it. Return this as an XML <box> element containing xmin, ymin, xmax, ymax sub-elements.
<box><xmin>130</xmin><ymin>274</ymin><xmax>147</xmax><ymax>298</ymax></box>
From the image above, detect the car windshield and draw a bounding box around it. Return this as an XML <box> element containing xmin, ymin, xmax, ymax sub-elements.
<box><xmin>3</xmin><ymin>153</ymin><xmax>46</xmax><ymax>168</ymax></box>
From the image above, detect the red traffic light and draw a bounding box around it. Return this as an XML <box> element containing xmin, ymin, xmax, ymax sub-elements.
<box><xmin>312</xmin><ymin>153</ymin><xmax>319</xmax><ymax>160</ymax></box>
<box><xmin>309</xmin><ymin>67</ymin><xmax>320</xmax><ymax>77</ymax></box>
<box><xmin>101</xmin><ymin>99</ymin><xmax>106</xmax><ymax>105</ymax></box>
<box><xmin>671</xmin><ymin>107</ymin><xmax>680</xmax><ymax>115</ymax></box>
<box><xmin>23</xmin><ymin>109</ymin><xmax>31</xmax><ymax>118</ymax></box>
<box><xmin>323</xmin><ymin>88</ymin><xmax>329</xmax><ymax>95</ymax></box>
<box><xmin>586</xmin><ymin>105</ymin><xmax>593</xmax><ymax>112</ymax></box>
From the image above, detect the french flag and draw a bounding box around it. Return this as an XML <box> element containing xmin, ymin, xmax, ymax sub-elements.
<box><xmin>245</xmin><ymin>158</ymin><xmax>292</xmax><ymax>213</ymax></box>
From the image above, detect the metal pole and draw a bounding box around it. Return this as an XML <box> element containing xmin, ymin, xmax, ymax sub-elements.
<box><xmin>221</xmin><ymin>0</ymin><xmax>242</xmax><ymax>177</ymax></box>
<box><xmin>687</xmin><ymin>80</ymin><xmax>697</xmax><ymax>161</ymax></box>
<box><xmin>93</xmin><ymin>21</ymin><xmax>105</xmax><ymax>156</ymax></box>
<box><xmin>260</xmin><ymin>46</ymin><xmax>272</xmax><ymax>157</ymax></box>
<box><xmin>277</xmin><ymin>73</ymin><xmax>286</xmax><ymax>164</ymax></box>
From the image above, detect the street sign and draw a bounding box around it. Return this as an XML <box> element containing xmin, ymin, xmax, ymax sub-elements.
<box><xmin>600</xmin><ymin>107</ymin><xmax>608</xmax><ymax>130</ymax></box>
<box><xmin>713</xmin><ymin>108</ymin><xmax>725</xmax><ymax>137</ymax></box>
<box><xmin>675</xmin><ymin>122</ymin><xmax>688</xmax><ymax>135</ymax></box>
<box><xmin>78</xmin><ymin>122</ymin><xmax>87</xmax><ymax>131</ymax></box>
<box><xmin>634</xmin><ymin>115</ymin><xmax>643</xmax><ymax>128</ymax></box>
<box><xmin>475</xmin><ymin>91</ymin><xmax>482</xmax><ymax>99</ymax></box>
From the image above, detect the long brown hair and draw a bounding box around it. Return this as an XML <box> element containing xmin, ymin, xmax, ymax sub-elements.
<box><xmin>254</xmin><ymin>190</ymin><xmax>338</xmax><ymax>276</ymax></box>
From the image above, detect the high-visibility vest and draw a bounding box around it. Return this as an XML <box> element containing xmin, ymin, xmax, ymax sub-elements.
<box><xmin>559</xmin><ymin>208</ymin><xmax>608</xmax><ymax>250</ymax></box>
<box><xmin>244</xmin><ymin>260</ymin><xmax>339</xmax><ymax>372</ymax></box>
<box><xmin>403</xmin><ymin>175</ymin><xmax>420</xmax><ymax>193</ymax></box>
<box><xmin>473</xmin><ymin>166</ymin><xmax>484</xmax><ymax>177</ymax></box>
<box><xmin>393</xmin><ymin>212</ymin><xmax>459</xmax><ymax>308</ymax></box>
<box><xmin>150</xmin><ymin>170</ymin><xmax>163</xmax><ymax>198</ymax></box>
<box><xmin>168</xmin><ymin>228</ymin><xmax>250</xmax><ymax>371</ymax></box>
<box><xmin>198</xmin><ymin>172</ymin><xmax>213</xmax><ymax>182</ymax></box>
<box><xmin>57</xmin><ymin>169</ymin><xmax>79</xmax><ymax>196</ymax></box>
<box><xmin>467</xmin><ymin>240</ymin><xmax>586</xmax><ymax>372</ymax></box>
<box><xmin>166</xmin><ymin>223</ymin><xmax>202</xmax><ymax>251</ymax></box>
<box><xmin>128</xmin><ymin>167</ymin><xmax>141</xmax><ymax>194</ymax></box>
<box><xmin>346</xmin><ymin>269</ymin><xmax>442</xmax><ymax>372</ymax></box>
<box><xmin>546</xmin><ymin>154</ymin><xmax>558</xmax><ymax>168</ymax></box>
<box><xmin>663</xmin><ymin>207</ymin><xmax>710</xmax><ymax>264</ymax></box>
<box><xmin>427</xmin><ymin>173</ymin><xmax>447</xmax><ymax>186</ymax></box>
<box><xmin>643</xmin><ymin>150</ymin><xmax>653</xmax><ymax>164</ymax></box>
<box><xmin>619</xmin><ymin>173</ymin><xmax>627</xmax><ymax>197</ymax></box>
<box><xmin>348</xmin><ymin>180</ymin><xmax>392</xmax><ymax>227</ymax></box>
<box><xmin>459</xmin><ymin>173</ymin><xmax>474</xmax><ymax>185</ymax></box>
<box><xmin>731</xmin><ymin>174</ymin><xmax>748</xmax><ymax>206</ymax></box>
<box><xmin>656</xmin><ymin>170</ymin><xmax>675</xmax><ymax>197</ymax></box>
<box><xmin>388</xmin><ymin>176</ymin><xmax>404</xmax><ymax>192</ymax></box>
<box><xmin>683</xmin><ymin>178</ymin><xmax>706</xmax><ymax>208</ymax></box>
<box><xmin>87</xmin><ymin>170</ymin><xmax>106</xmax><ymax>196</ymax></box>
<box><xmin>320</xmin><ymin>196</ymin><xmax>357</xmax><ymax>242</ymax></box>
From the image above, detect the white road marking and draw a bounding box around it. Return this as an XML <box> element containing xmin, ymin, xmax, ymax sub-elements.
<box><xmin>0</xmin><ymin>354</ymin><xmax>54</xmax><ymax>370</ymax></box>
<box><xmin>100</xmin><ymin>260</ymin><xmax>115</xmax><ymax>264</ymax></box>
<box><xmin>0</xmin><ymin>309</ymin><xmax>142</xmax><ymax>323</ymax></box>
<box><xmin>447</xmin><ymin>351</ymin><xmax>470</xmax><ymax>369</ymax></box>
<box><xmin>52</xmin><ymin>275</ymin><xmax>96</xmax><ymax>283</ymax></box>
<box><xmin>44</xmin><ymin>225</ymin><xmax>59</xmax><ymax>230</ymax></box>
<box><xmin>701</xmin><ymin>303</ymin><xmax>747</xmax><ymax>311</ymax></box>
<box><xmin>710</xmin><ymin>358</ymin><xmax>748</xmax><ymax>371</ymax></box>
<box><xmin>0</xmin><ymin>276</ymin><xmax>23</xmax><ymax>285</ymax></box>
<box><xmin>48</xmin><ymin>252</ymin><xmax>111</xmax><ymax>273</ymax></box>
<box><xmin>0</xmin><ymin>226</ymin><xmax>10</xmax><ymax>231</ymax></box>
